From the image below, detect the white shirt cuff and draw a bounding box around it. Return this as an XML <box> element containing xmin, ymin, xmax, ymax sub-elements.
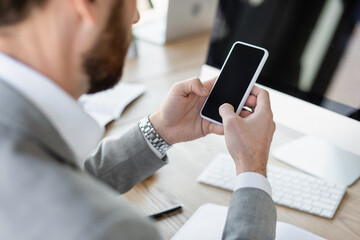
<box><xmin>234</xmin><ymin>172</ymin><xmax>272</xmax><ymax>198</ymax></box>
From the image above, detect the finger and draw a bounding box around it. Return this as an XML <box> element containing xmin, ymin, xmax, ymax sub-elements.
<box><xmin>202</xmin><ymin>77</ymin><xmax>217</xmax><ymax>91</ymax></box>
<box><xmin>239</xmin><ymin>109</ymin><xmax>252</xmax><ymax>118</ymax></box>
<box><xmin>219</xmin><ymin>103</ymin><xmax>237</xmax><ymax>122</ymax></box>
<box><xmin>250</xmin><ymin>86</ymin><xmax>271</xmax><ymax>113</ymax></box>
<box><xmin>250</xmin><ymin>85</ymin><xmax>262</xmax><ymax>97</ymax></box>
<box><xmin>244</xmin><ymin>95</ymin><xmax>257</xmax><ymax>108</ymax></box>
<box><xmin>179</xmin><ymin>78</ymin><xmax>209</xmax><ymax>97</ymax></box>
<box><xmin>208</xmin><ymin>122</ymin><xmax>224</xmax><ymax>135</ymax></box>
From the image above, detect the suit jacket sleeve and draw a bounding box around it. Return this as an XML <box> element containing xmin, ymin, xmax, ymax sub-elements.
<box><xmin>84</xmin><ymin>124</ymin><xmax>167</xmax><ymax>194</ymax></box>
<box><xmin>222</xmin><ymin>188</ymin><xmax>277</xmax><ymax>240</ymax></box>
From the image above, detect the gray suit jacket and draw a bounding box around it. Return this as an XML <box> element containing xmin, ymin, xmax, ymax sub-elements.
<box><xmin>0</xmin><ymin>80</ymin><xmax>276</xmax><ymax>240</ymax></box>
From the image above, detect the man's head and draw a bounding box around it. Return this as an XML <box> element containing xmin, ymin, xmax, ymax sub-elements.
<box><xmin>0</xmin><ymin>0</ymin><xmax>48</xmax><ymax>26</ymax></box>
<box><xmin>0</xmin><ymin>0</ymin><xmax>139</xmax><ymax>97</ymax></box>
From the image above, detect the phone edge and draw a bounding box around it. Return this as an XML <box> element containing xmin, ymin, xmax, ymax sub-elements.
<box><xmin>235</xmin><ymin>44</ymin><xmax>268</xmax><ymax>115</ymax></box>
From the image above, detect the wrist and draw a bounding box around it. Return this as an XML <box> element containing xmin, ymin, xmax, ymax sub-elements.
<box><xmin>149</xmin><ymin>112</ymin><xmax>175</xmax><ymax>145</ymax></box>
<box><xmin>235</xmin><ymin>163</ymin><xmax>267</xmax><ymax>178</ymax></box>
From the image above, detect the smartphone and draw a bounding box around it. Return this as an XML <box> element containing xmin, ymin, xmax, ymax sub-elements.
<box><xmin>200</xmin><ymin>41</ymin><xmax>269</xmax><ymax>125</ymax></box>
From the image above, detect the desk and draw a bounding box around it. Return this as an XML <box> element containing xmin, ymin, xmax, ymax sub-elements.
<box><xmin>105</xmin><ymin>34</ymin><xmax>360</xmax><ymax>240</ymax></box>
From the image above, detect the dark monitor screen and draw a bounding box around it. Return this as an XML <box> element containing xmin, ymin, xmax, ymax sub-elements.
<box><xmin>206</xmin><ymin>0</ymin><xmax>360</xmax><ymax>121</ymax></box>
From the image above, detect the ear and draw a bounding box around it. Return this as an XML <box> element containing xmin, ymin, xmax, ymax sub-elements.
<box><xmin>72</xmin><ymin>0</ymin><xmax>96</xmax><ymax>26</ymax></box>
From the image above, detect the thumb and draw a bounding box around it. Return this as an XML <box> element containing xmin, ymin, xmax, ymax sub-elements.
<box><xmin>177</xmin><ymin>78</ymin><xmax>209</xmax><ymax>97</ymax></box>
<box><xmin>219</xmin><ymin>103</ymin><xmax>237</xmax><ymax>122</ymax></box>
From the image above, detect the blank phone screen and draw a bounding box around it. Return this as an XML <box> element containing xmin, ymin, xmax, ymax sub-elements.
<box><xmin>201</xmin><ymin>43</ymin><xmax>266</xmax><ymax>123</ymax></box>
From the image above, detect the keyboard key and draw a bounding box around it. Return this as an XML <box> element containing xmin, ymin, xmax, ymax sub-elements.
<box><xmin>301</xmin><ymin>193</ymin><xmax>311</xmax><ymax>199</ymax></box>
<box><xmin>278</xmin><ymin>197</ymin><xmax>292</xmax><ymax>206</ymax></box>
<box><xmin>303</xmin><ymin>198</ymin><xmax>313</xmax><ymax>205</ymax></box>
<box><xmin>283</xmin><ymin>193</ymin><xmax>294</xmax><ymax>200</ymax></box>
<box><xmin>291</xmin><ymin>201</ymin><xmax>302</xmax><ymax>209</ymax></box>
<box><xmin>320</xmin><ymin>192</ymin><xmax>330</xmax><ymax>198</ymax></box>
<box><xmin>273</xmin><ymin>195</ymin><xmax>281</xmax><ymax>202</ymax></box>
<box><xmin>312</xmin><ymin>201</ymin><xmax>335</xmax><ymax>211</ymax></box>
<box><xmin>300</xmin><ymin>204</ymin><xmax>312</xmax><ymax>212</ymax></box>
<box><xmin>310</xmin><ymin>195</ymin><xmax>320</xmax><ymax>201</ymax></box>
<box><xmin>320</xmin><ymin>209</ymin><xmax>334</xmax><ymax>218</ymax></box>
<box><xmin>320</xmin><ymin>197</ymin><xmax>338</xmax><ymax>206</ymax></box>
<box><xmin>329</xmin><ymin>188</ymin><xmax>344</xmax><ymax>195</ymax></box>
<box><xmin>310</xmin><ymin>206</ymin><xmax>322</xmax><ymax>215</ymax></box>
<box><xmin>330</xmin><ymin>193</ymin><xmax>342</xmax><ymax>200</ymax></box>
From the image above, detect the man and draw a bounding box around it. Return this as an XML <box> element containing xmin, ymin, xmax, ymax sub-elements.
<box><xmin>0</xmin><ymin>0</ymin><xmax>276</xmax><ymax>239</ymax></box>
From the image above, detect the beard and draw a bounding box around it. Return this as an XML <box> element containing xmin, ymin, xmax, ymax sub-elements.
<box><xmin>83</xmin><ymin>1</ymin><xmax>132</xmax><ymax>94</ymax></box>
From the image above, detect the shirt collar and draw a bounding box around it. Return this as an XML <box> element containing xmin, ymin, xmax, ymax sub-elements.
<box><xmin>0</xmin><ymin>52</ymin><xmax>104</xmax><ymax>163</ymax></box>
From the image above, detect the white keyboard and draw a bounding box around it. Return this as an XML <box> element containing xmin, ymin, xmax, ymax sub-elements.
<box><xmin>197</xmin><ymin>153</ymin><xmax>346</xmax><ymax>219</ymax></box>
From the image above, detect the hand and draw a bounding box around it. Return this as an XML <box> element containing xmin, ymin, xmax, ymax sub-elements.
<box><xmin>150</xmin><ymin>77</ymin><xmax>224</xmax><ymax>145</ymax></box>
<box><xmin>219</xmin><ymin>86</ymin><xmax>276</xmax><ymax>177</ymax></box>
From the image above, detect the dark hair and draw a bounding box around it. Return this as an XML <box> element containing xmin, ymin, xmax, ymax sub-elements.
<box><xmin>0</xmin><ymin>0</ymin><xmax>49</xmax><ymax>26</ymax></box>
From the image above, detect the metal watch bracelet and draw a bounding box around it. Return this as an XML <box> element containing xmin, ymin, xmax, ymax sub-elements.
<box><xmin>138</xmin><ymin>115</ymin><xmax>172</xmax><ymax>156</ymax></box>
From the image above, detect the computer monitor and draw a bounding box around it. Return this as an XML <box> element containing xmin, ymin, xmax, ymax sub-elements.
<box><xmin>200</xmin><ymin>0</ymin><xmax>360</xmax><ymax>186</ymax></box>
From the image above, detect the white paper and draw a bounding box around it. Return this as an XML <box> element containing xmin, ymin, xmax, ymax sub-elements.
<box><xmin>172</xmin><ymin>204</ymin><xmax>228</xmax><ymax>240</ymax></box>
<box><xmin>276</xmin><ymin>222</ymin><xmax>326</xmax><ymax>240</ymax></box>
<box><xmin>172</xmin><ymin>203</ymin><xmax>326</xmax><ymax>240</ymax></box>
<box><xmin>79</xmin><ymin>83</ymin><xmax>146</xmax><ymax>127</ymax></box>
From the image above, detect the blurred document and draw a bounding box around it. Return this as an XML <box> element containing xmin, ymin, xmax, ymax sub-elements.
<box><xmin>172</xmin><ymin>203</ymin><xmax>326</xmax><ymax>240</ymax></box>
<box><xmin>79</xmin><ymin>83</ymin><xmax>145</xmax><ymax>127</ymax></box>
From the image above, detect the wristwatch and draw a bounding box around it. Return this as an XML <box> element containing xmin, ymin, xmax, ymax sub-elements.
<box><xmin>138</xmin><ymin>115</ymin><xmax>172</xmax><ymax>155</ymax></box>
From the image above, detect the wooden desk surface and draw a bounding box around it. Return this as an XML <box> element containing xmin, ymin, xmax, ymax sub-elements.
<box><xmin>105</xmin><ymin>34</ymin><xmax>360</xmax><ymax>240</ymax></box>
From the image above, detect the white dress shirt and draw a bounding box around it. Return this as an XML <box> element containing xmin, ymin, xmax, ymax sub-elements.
<box><xmin>0</xmin><ymin>51</ymin><xmax>271</xmax><ymax>198</ymax></box>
